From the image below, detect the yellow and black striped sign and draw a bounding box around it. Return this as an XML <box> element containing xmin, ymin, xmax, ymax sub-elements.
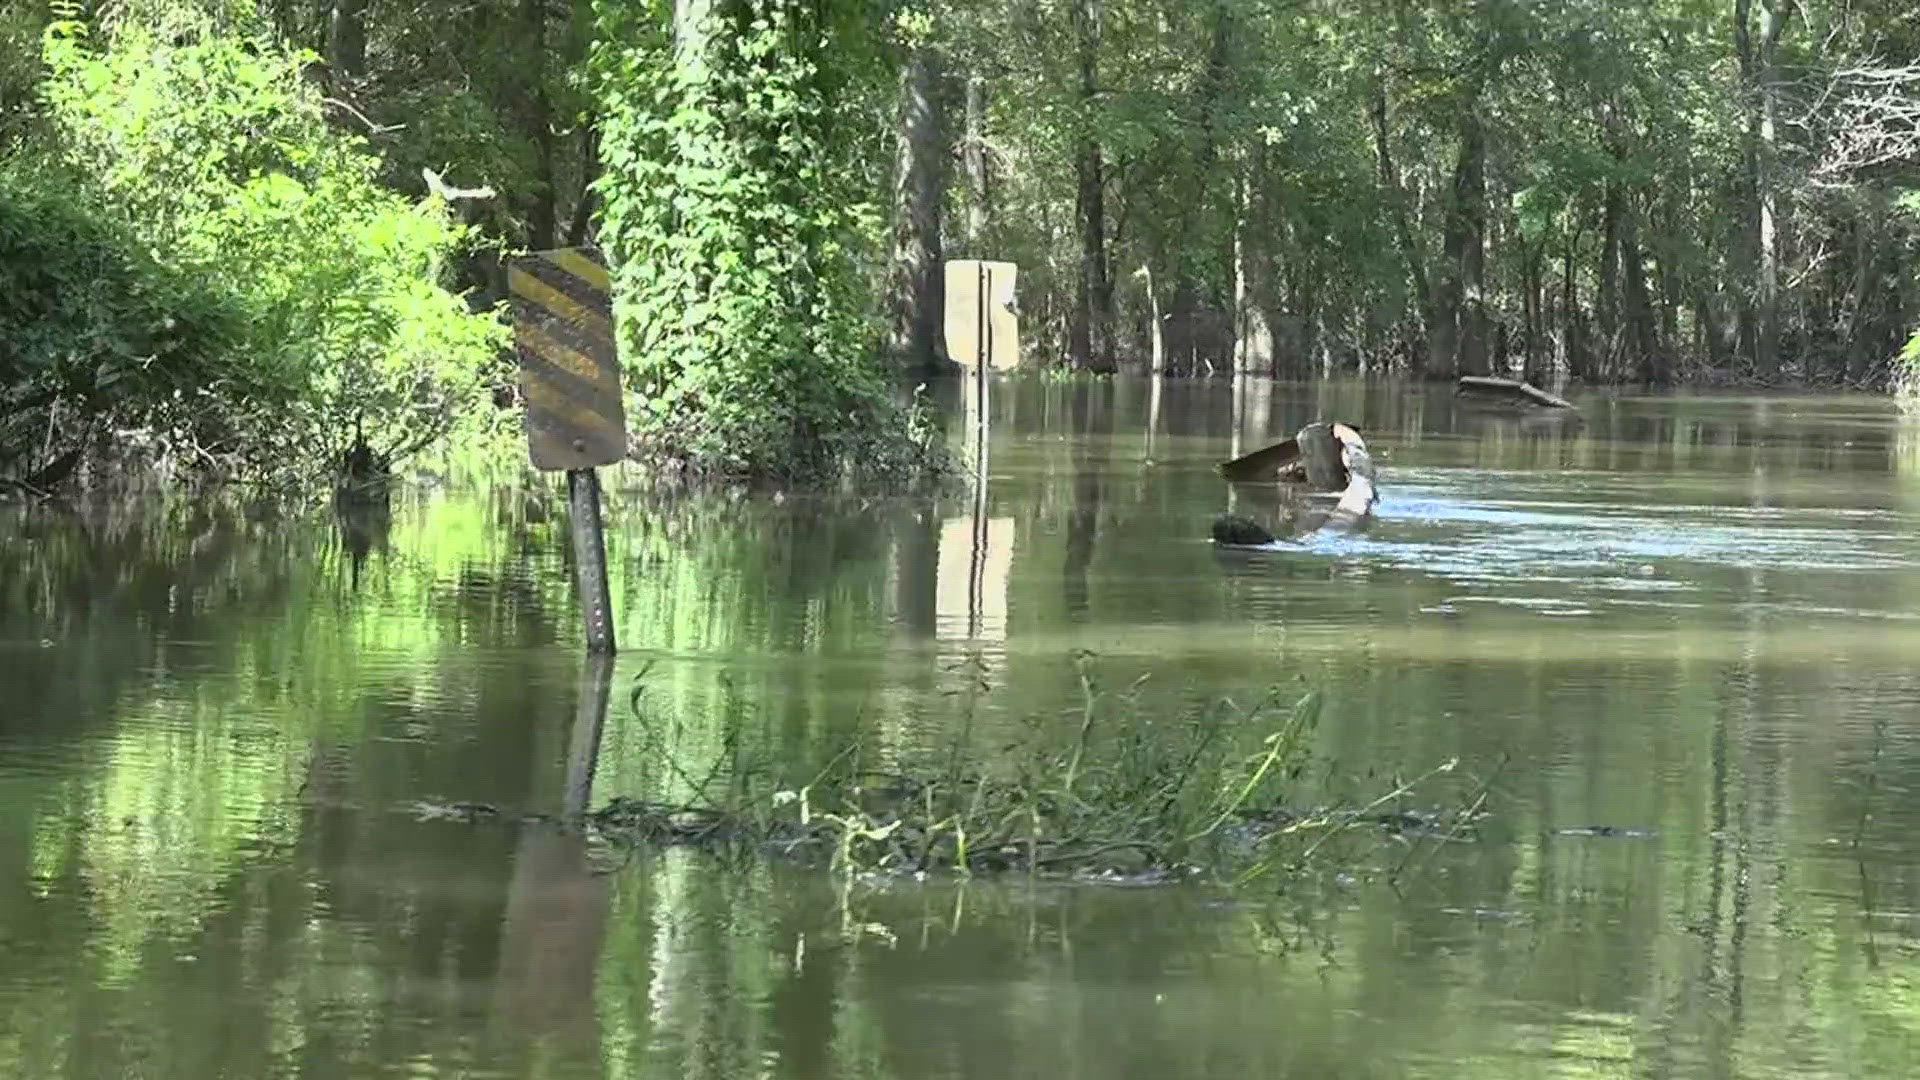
<box><xmin>510</xmin><ymin>247</ymin><xmax>626</xmax><ymax>472</ymax></box>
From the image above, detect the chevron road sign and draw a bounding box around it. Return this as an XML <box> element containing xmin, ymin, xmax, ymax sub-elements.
<box><xmin>509</xmin><ymin>247</ymin><xmax>626</xmax><ymax>472</ymax></box>
<box><xmin>509</xmin><ymin>246</ymin><xmax>622</xmax><ymax>654</ymax></box>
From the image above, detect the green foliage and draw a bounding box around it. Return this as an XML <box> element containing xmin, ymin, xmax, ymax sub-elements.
<box><xmin>14</xmin><ymin>17</ymin><xmax>508</xmax><ymax>486</ymax></box>
<box><xmin>348</xmin><ymin>0</ymin><xmax>596</xmax><ymax>239</ymax></box>
<box><xmin>0</xmin><ymin>165</ymin><xmax>255</xmax><ymax>485</ymax></box>
<box><xmin>593</xmin><ymin>0</ymin><xmax>936</xmax><ymax>482</ymax></box>
<box><xmin>921</xmin><ymin>0</ymin><xmax>1920</xmax><ymax>384</ymax></box>
<box><xmin>0</xmin><ymin>4</ymin><xmax>46</xmax><ymax>150</ymax></box>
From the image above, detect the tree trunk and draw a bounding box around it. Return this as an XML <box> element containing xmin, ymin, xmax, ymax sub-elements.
<box><xmin>1561</xmin><ymin>226</ymin><xmax>1583</xmax><ymax>380</ymax></box>
<box><xmin>1657</xmin><ymin>201</ymin><xmax>1682</xmax><ymax>360</ymax></box>
<box><xmin>1141</xmin><ymin>265</ymin><xmax>1165</xmax><ymax>375</ymax></box>
<box><xmin>327</xmin><ymin>0</ymin><xmax>369</xmax><ymax>80</ymax></box>
<box><xmin>1231</xmin><ymin>164</ymin><xmax>1272</xmax><ymax>374</ymax></box>
<box><xmin>1695</xmin><ymin>293</ymin><xmax>1723</xmax><ymax>368</ymax></box>
<box><xmin>1520</xmin><ymin>241</ymin><xmax>1542</xmax><ymax>383</ymax></box>
<box><xmin>674</xmin><ymin>0</ymin><xmax>714</xmax><ymax>65</ymax></box>
<box><xmin>522</xmin><ymin>0</ymin><xmax>556</xmax><ymax>251</ymax></box>
<box><xmin>1755</xmin><ymin>0</ymin><xmax>1783</xmax><ymax>380</ymax></box>
<box><xmin>1370</xmin><ymin>72</ymin><xmax>1433</xmax><ymax>374</ymax></box>
<box><xmin>1842</xmin><ymin>193</ymin><xmax>1883</xmax><ymax>384</ymax></box>
<box><xmin>888</xmin><ymin>46</ymin><xmax>946</xmax><ymax>375</ymax></box>
<box><xmin>1735</xmin><ymin>0</ymin><xmax>1785</xmax><ymax>379</ymax></box>
<box><xmin>1069</xmin><ymin>0</ymin><xmax>1114</xmax><ymax>371</ymax></box>
<box><xmin>566</xmin><ymin>125</ymin><xmax>600</xmax><ymax>247</ymax></box>
<box><xmin>1445</xmin><ymin>106</ymin><xmax>1489</xmax><ymax>378</ymax></box>
<box><xmin>962</xmin><ymin>74</ymin><xmax>989</xmax><ymax>249</ymax></box>
<box><xmin>1598</xmin><ymin>182</ymin><xmax>1623</xmax><ymax>379</ymax></box>
<box><xmin>1621</xmin><ymin>199</ymin><xmax>1665</xmax><ymax>383</ymax></box>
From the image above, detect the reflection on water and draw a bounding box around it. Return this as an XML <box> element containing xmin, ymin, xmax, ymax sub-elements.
<box><xmin>5</xmin><ymin>380</ymin><xmax>1920</xmax><ymax>1078</ymax></box>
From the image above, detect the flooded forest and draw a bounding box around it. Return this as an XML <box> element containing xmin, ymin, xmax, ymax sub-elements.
<box><xmin>6</xmin><ymin>1</ymin><xmax>1920</xmax><ymax>1079</ymax></box>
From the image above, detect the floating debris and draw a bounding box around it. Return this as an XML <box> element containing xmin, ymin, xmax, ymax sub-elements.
<box><xmin>1456</xmin><ymin>376</ymin><xmax>1576</xmax><ymax>409</ymax></box>
<box><xmin>1553</xmin><ymin>825</ymin><xmax>1656</xmax><ymax>838</ymax></box>
<box><xmin>394</xmin><ymin>680</ymin><xmax>1490</xmax><ymax>887</ymax></box>
<box><xmin>1214</xmin><ymin>422</ymin><xmax>1380</xmax><ymax>544</ymax></box>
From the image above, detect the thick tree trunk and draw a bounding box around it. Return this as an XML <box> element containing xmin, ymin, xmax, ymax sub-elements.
<box><xmin>674</xmin><ymin>0</ymin><xmax>713</xmax><ymax>65</ymax></box>
<box><xmin>1560</xmin><ymin>228</ymin><xmax>1581</xmax><ymax>379</ymax></box>
<box><xmin>1598</xmin><ymin>182</ymin><xmax>1623</xmax><ymax>379</ymax></box>
<box><xmin>522</xmin><ymin>0</ymin><xmax>556</xmax><ymax>250</ymax></box>
<box><xmin>1231</xmin><ymin>165</ymin><xmax>1272</xmax><ymax>374</ymax></box>
<box><xmin>1070</xmin><ymin>144</ymin><xmax>1113</xmax><ymax>370</ymax></box>
<box><xmin>1069</xmin><ymin>0</ymin><xmax>1114</xmax><ymax>371</ymax></box>
<box><xmin>962</xmin><ymin>74</ymin><xmax>990</xmax><ymax>248</ymax></box>
<box><xmin>1370</xmin><ymin>73</ymin><xmax>1433</xmax><ymax>374</ymax></box>
<box><xmin>1621</xmin><ymin>200</ymin><xmax>1665</xmax><ymax>383</ymax></box>
<box><xmin>1190</xmin><ymin>0</ymin><xmax>1235</xmax><ymax>368</ymax></box>
<box><xmin>1735</xmin><ymin>0</ymin><xmax>1785</xmax><ymax>379</ymax></box>
<box><xmin>327</xmin><ymin>0</ymin><xmax>369</xmax><ymax>80</ymax></box>
<box><xmin>1439</xmin><ymin>106</ymin><xmax>1489</xmax><ymax>378</ymax></box>
<box><xmin>1443</xmin><ymin>108</ymin><xmax>1489</xmax><ymax>378</ymax></box>
<box><xmin>1657</xmin><ymin>201</ymin><xmax>1682</xmax><ymax>359</ymax></box>
<box><xmin>1840</xmin><ymin>193</ymin><xmax>1884</xmax><ymax>384</ymax></box>
<box><xmin>888</xmin><ymin>46</ymin><xmax>946</xmax><ymax>375</ymax></box>
<box><xmin>566</xmin><ymin>125</ymin><xmax>600</xmax><ymax>247</ymax></box>
<box><xmin>1520</xmin><ymin>242</ymin><xmax>1543</xmax><ymax>383</ymax></box>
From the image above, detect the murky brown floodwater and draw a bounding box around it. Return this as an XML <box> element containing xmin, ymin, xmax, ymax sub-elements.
<box><xmin>5</xmin><ymin>378</ymin><xmax>1920</xmax><ymax>1079</ymax></box>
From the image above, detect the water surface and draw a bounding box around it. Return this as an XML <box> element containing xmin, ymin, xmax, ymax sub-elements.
<box><xmin>4</xmin><ymin>378</ymin><xmax>1920</xmax><ymax>1079</ymax></box>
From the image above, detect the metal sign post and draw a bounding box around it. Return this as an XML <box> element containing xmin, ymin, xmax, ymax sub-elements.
<box><xmin>942</xmin><ymin>260</ymin><xmax>1019</xmax><ymax>642</ymax></box>
<box><xmin>510</xmin><ymin>246</ymin><xmax>624</xmax><ymax>655</ymax></box>
<box><xmin>942</xmin><ymin>257</ymin><xmax>1020</xmax><ymax>476</ymax></box>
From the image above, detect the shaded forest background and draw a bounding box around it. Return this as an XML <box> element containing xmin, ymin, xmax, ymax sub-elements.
<box><xmin>5</xmin><ymin>0</ymin><xmax>1920</xmax><ymax>486</ymax></box>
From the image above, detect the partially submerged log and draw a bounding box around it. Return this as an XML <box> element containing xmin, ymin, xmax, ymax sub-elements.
<box><xmin>1455</xmin><ymin>376</ymin><xmax>1574</xmax><ymax>409</ymax></box>
<box><xmin>1211</xmin><ymin>514</ymin><xmax>1277</xmax><ymax>546</ymax></box>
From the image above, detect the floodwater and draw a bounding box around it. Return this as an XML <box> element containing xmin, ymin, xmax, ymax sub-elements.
<box><xmin>4</xmin><ymin>378</ymin><xmax>1920</xmax><ymax>1079</ymax></box>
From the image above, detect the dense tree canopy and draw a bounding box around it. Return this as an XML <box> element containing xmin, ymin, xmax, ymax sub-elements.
<box><xmin>5</xmin><ymin>0</ymin><xmax>1920</xmax><ymax>490</ymax></box>
<box><xmin>914</xmin><ymin>0</ymin><xmax>1920</xmax><ymax>387</ymax></box>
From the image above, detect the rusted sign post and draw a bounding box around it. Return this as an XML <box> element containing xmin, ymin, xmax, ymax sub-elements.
<box><xmin>510</xmin><ymin>247</ymin><xmax>623</xmax><ymax>655</ymax></box>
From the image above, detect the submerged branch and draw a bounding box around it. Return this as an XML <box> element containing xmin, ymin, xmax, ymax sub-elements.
<box><xmin>560</xmin><ymin>665</ymin><xmax>1486</xmax><ymax>886</ymax></box>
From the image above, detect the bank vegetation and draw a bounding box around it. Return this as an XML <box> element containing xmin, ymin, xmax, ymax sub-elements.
<box><xmin>6</xmin><ymin>0</ymin><xmax>1920</xmax><ymax>492</ymax></box>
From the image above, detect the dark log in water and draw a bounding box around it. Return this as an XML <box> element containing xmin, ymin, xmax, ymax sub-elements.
<box><xmin>1211</xmin><ymin>514</ymin><xmax>1278</xmax><ymax>546</ymax></box>
<box><xmin>1455</xmin><ymin>376</ymin><xmax>1575</xmax><ymax>409</ymax></box>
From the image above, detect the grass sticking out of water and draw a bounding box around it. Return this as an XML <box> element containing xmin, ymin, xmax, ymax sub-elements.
<box><xmin>586</xmin><ymin>656</ymin><xmax>1487</xmax><ymax>887</ymax></box>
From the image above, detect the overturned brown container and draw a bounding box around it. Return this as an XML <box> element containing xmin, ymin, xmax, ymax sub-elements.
<box><xmin>1214</xmin><ymin>421</ymin><xmax>1379</xmax><ymax>542</ymax></box>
